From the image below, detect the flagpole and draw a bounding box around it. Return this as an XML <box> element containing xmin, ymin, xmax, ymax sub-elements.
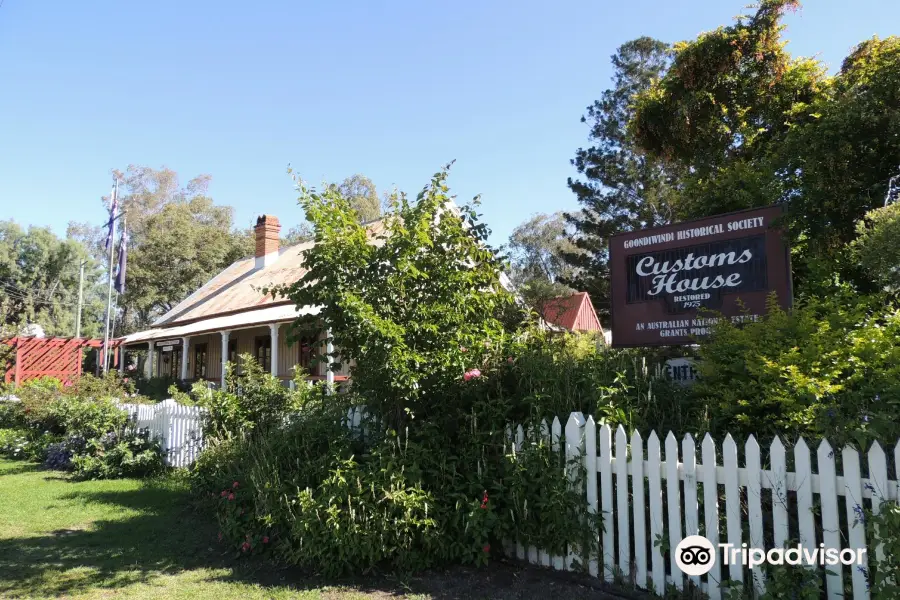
<box><xmin>102</xmin><ymin>179</ymin><xmax>118</xmax><ymax>374</ymax></box>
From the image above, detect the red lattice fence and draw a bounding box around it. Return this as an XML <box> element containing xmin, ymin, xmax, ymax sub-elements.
<box><xmin>2</xmin><ymin>337</ymin><xmax>121</xmax><ymax>386</ymax></box>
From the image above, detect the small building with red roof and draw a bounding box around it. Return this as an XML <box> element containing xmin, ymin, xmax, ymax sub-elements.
<box><xmin>539</xmin><ymin>292</ymin><xmax>606</xmax><ymax>340</ymax></box>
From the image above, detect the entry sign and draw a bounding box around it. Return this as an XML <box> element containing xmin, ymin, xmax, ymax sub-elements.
<box><xmin>664</xmin><ymin>357</ymin><xmax>700</xmax><ymax>385</ymax></box>
<box><xmin>609</xmin><ymin>206</ymin><xmax>792</xmax><ymax>347</ymax></box>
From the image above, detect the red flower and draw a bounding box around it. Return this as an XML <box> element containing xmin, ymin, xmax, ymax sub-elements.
<box><xmin>232</xmin><ymin>481</ymin><xmax>239</xmax><ymax>489</ymax></box>
<box><xmin>483</xmin><ymin>544</ymin><xmax>491</xmax><ymax>553</ymax></box>
<box><xmin>480</xmin><ymin>491</ymin><xmax>488</xmax><ymax>509</ymax></box>
<box><xmin>220</xmin><ymin>490</ymin><xmax>228</xmax><ymax>497</ymax></box>
<box><xmin>228</xmin><ymin>493</ymin><xmax>235</xmax><ymax>501</ymax></box>
<box><xmin>123</xmin><ymin>377</ymin><xmax>129</xmax><ymax>383</ymax></box>
<box><xmin>263</xmin><ymin>536</ymin><xmax>270</xmax><ymax>544</ymax></box>
<box><xmin>241</xmin><ymin>541</ymin><xmax>251</xmax><ymax>552</ymax></box>
<box><xmin>507</xmin><ymin>356</ymin><xmax>514</xmax><ymax>364</ymax></box>
<box><xmin>463</xmin><ymin>368</ymin><xmax>482</xmax><ymax>382</ymax></box>
<box><xmin>460</xmin><ymin>347</ymin><xmax>467</xmax><ymax>353</ymax></box>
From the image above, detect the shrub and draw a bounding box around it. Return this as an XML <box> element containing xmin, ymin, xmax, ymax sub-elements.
<box><xmin>197</xmin><ymin>356</ymin><xmax>318</xmax><ymax>439</ymax></box>
<box><xmin>501</xmin><ymin>331</ymin><xmax>700</xmax><ymax>435</ymax></box>
<box><xmin>694</xmin><ymin>291</ymin><xmax>900</xmax><ymax>446</ymax></box>
<box><xmin>43</xmin><ymin>396</ymin><xmax>128</xmax><ymax>440</ymax></box>
<box><xmin>0</xmin><ymin>427</ymin><xmax>61</xmax><ymax>461</ymax></box>
<box><xmin>863</xmin><ymin>500</ymin><xmax>900</xmax><ymax>599</ymax></box>
<box><xmin>71</xmin><ymin>427</ymin><xmax>165</xmax><ymax>480</ymax></box>
<box><xmin>16</xmin><ymin>377</ymin><xmax>64</xmax><ymax>422</ymax></box>
<box><xmin>0</xmin><ymin>428</ymin><xmax>32</xmax><ymax>459</ymax></box>
<box><xmin>0</xmin><ymin>400</ymin><xmax>25</xmax><ymax>429</ymax></box>
<box><xmin>186</xmin><ymin>169</ymin><xmax>613</xmax><ymax>575</ymax></box>
<box><xmin>42</xmin><ymin>435</ymin><xmax>87</xmax><ymax>471</ymax></box>
<box><xmin>63</xmin><ymin>372</ymin><xmax>143</xmax><ymax>402</ymax></box>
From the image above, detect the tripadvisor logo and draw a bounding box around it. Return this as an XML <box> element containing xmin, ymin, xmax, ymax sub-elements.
<box><xmin>674</xmin><ymin>535</ymin><xmax>867</xmax><ymax>576</ymax></box>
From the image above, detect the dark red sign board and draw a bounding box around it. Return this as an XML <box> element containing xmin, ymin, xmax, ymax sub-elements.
<box><xmin>609</xmin><ymin>205</ymin><xmax>792</xmax><ymax>347</ymax></box>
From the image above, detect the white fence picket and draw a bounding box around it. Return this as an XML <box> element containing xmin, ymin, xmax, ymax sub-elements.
<box><xmin>682</xmin><ymin>434</ymin><xmax>699</xmax><ymax>589</ymax></box>
<box><xmin>794</xmin><ymin>438</ymin><xmax>817</xmax><ymax>554</ymax></box>
<box><xmin>599</xmin><ymin>423</ymin><xmax>614</xmax><ymax>581</ymax></box>
<box><xmin>647</xmin><ymin>432</ymin><xmax>665</xmax><ymax>595</ymax></box>
<box><xmin>665</xmin><ymin>432</ymin><xmax>682</xmax><ymax>590</ymax></box>
<box><xmin>584</xmin><ymin>417</ymin><xmax>599</xmax><ymax>578</ymax></box>
<box><xmin>551</xmin><ymin>417</ymin><xmax>564</xmax><ymax>571</ymax></box>
<box><xmin>538</xmin><ymin>419</ymin><xmax>552</xmax><ymax>568</ymax></box>
<box><xmin>770</xmin><ymin>437</ymin><xmax>789</xmax><ymax>549</ymax></box>
<box><xmin>631</xmin><ymin>430</ymin><xmax>647</xmax><ymax>590</ymax></box>
<box><xmin>615</xmin><ymin>425</ymin><xmax>630</xmax><ymax>581</ymax></box>
<box><xmin>565</xmin><ymin>413</ymin><xmax>586</xmax><ymax>571</ymax></box>
<box><xmin>701</xmin><ymin>434</ymin><xmax>721</xmax><ymax>600</ymax></box>
<box><xmin>722</xmin><ymin>434</ymin><xmax>743</xmax><ymax>586</ymax></box>
<box><xmin>818</xmin><ymin>439</ymin><xmax>843</xmax><ymax>600</ymax></box>
<box><xmin>842</xmin><ymin>447</ymin><xmax>869</xmax><ymax>600</ymax></box>
<box><xmin>746</xmin><ymin>435</ymin><xmax>765</xmax><ymax>595</ymax></box>
<box><xmin>527</xmin><ymin>422</ymin><xmax>538</xmax><ymax>566</ymax></box>
<box><xmin>516</xmin><ymin>423</ymin><xmax>526</xmax><ymax>562</ymax></box>
<box><xmin>868</xmin><ymin>443</ymin><xmax>887</xmax><ymax>566</ymax></box>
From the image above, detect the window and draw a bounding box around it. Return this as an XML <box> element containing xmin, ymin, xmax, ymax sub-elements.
<box><xmin>255</xmin><ymin>336</ymin><xmax>272</xmax><ymax>373</ymax></box>
<box><xmin>298</xmin><ymin>333</ymin><xmax>317</xmax><ymax>372</ymax></box>
<box><xmin>194</xmin><ymin>344</ymin><xmax>208</xmax><ymax>379</ymax></box>
<box><xmin>160</xmin><ymin>348</ymin><xmax>181</xmax><ymax>379</ymax></box>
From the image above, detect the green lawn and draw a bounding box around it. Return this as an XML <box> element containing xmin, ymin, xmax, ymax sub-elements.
<box><xmin>0</xmin><ymin>459</ymin><xmax>622</xmax><ymax>600</ymax></box>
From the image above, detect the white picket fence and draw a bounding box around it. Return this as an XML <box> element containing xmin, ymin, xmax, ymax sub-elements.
<box><xmin>506</xmin><ymin>412</ymin><xmax>900</xmax><ymax>600</ymax></box>
<box><xmin>119</xmin><ymin>399</ymin><xmax>205</xmax><ymax>467</ymax></box>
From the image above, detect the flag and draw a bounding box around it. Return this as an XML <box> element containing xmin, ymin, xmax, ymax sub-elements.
<box><xmin>104</xmin><ymin>187</ymin><xmax>118</xmax><ymax>250</ymax></box>
<box><xmin>114</xmin><ymin>220</ymin><xmax>127</xmax><ymax>294</ymax></box>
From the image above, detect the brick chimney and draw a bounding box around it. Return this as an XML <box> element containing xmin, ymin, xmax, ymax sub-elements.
<box><xmin>254</xmin><ymin>215</ymin><xmax>281</xmax><ymax>269</ymax></box>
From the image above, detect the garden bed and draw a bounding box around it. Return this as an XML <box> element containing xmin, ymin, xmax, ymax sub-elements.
<box><xmin>0</xmin><ymin>459</ymin><xmax>633</xmax><ymax>600</ymax></box>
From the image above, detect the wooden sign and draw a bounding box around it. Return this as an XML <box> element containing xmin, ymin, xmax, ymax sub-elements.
<box><xmin>609</xmin><ymin>206</ymin><xmax>792</xmax><ymax>347</ymax></box>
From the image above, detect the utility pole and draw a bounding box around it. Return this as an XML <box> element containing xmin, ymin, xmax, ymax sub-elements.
<box><xmin>102</xmin><ymin>179</ymin><xmax>118</xmax><ymax>374</ymax></box>
<box><xmin>74</xmin><ymin>260</ymin><xmax>86</xmax><ymax>338</ymax></box>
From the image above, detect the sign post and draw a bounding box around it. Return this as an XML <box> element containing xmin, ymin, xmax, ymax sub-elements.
<box><xmin>609</xmin><ymin>206</ymin><xmax>792</xmax><ymax>347</ymax></box>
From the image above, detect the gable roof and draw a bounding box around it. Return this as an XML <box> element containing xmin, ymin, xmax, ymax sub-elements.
<box><xmin>540</xmin><ymin>292</ymin><xmax>603</xmax><ymax>333</ymax></box>
<box><xmin>120</xmin><ymin>208</ymin><xmax>512</xmax><ymax>345</ymax></box>
<box><xmin>152</xmin><ymin>241</ymin><xmax>312</xmax><ymax>327</ymax></box>
<box><xmin>153</xmin><ymin>219</ymin><xmax>388</xmax><ymax>328</ymax></box>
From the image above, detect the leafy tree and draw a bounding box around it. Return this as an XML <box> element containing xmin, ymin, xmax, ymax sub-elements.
<box><xmin>282</xmin><ymin>222</ymin><xmax>315</xmax><ymax>246</ymax></box>
<box><xmin>507</xmin><ymin>212</ymin><xmax>578</xmax><ymax>313</ymax></box>
<box><xmin>68</xmin><ymin>166</ymin><xmax>252</xmax><ymax>333</ymax></box>
<box><xmin>774</xmin><ymin>36</ymin><xmax>900</xmax><ymax>269</ymax></box>
<box><xmin>271</xmin><ymin>164</ymin><xmax>515</xmax><ymax>429</ymax></box>
<box><xmin>852</xmin><ymin>202</ymin><xmax>900</xmax><ymax>294</ymax></box>
<box><xmin>628</xmin><ymin>1</ymin><xmax>900</xmax><ymax>292</ymax></box>
<box><xmin>564</xmin><ymin>37</ymin><xmax>676</xmax><ymax>318</ymax></box>
<box><xmin>330</xmin><ymin>174</ymin><xmax>381</xmax><ymax>223</ymax></box>
<box><xmin>0</xmin><ymin>221</ymin><xmax>103</xmax><ymax>337</ymax></box>
<box><xmin>282</xmin><ymin>174</ymin><xmax>383</xmax><ymax>246</ymax></box>
<box><xmin>123</xmin><ymin>196</ymin><xmax>252</xmax><ymax>328</ymax></box>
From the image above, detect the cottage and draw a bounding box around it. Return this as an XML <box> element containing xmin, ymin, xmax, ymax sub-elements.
<box><xmin>117</xmin><ymin>215</ymin><xmax>368</xmax><ymax>387</ymax></box>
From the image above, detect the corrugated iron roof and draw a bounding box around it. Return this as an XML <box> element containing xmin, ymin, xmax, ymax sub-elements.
<box><xmin>153</xmin><ymin>219</ymin><xmax>388</xmax><ymax>327</ymax></box>
<box><xmin>122</xmin><ymin>304</ymin><xmax>321</xmax><ymax>344</ymax></box>
<box><xmin>540</xmin><ymin>292</ymin><xmax>603</xmax><ymax>333</ymax></box>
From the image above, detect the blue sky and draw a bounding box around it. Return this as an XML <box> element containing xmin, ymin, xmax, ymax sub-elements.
<box><xmin>1</xmin><ymin>0</ymin><xmax>897</xmax><ymax>247</ymax></box>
